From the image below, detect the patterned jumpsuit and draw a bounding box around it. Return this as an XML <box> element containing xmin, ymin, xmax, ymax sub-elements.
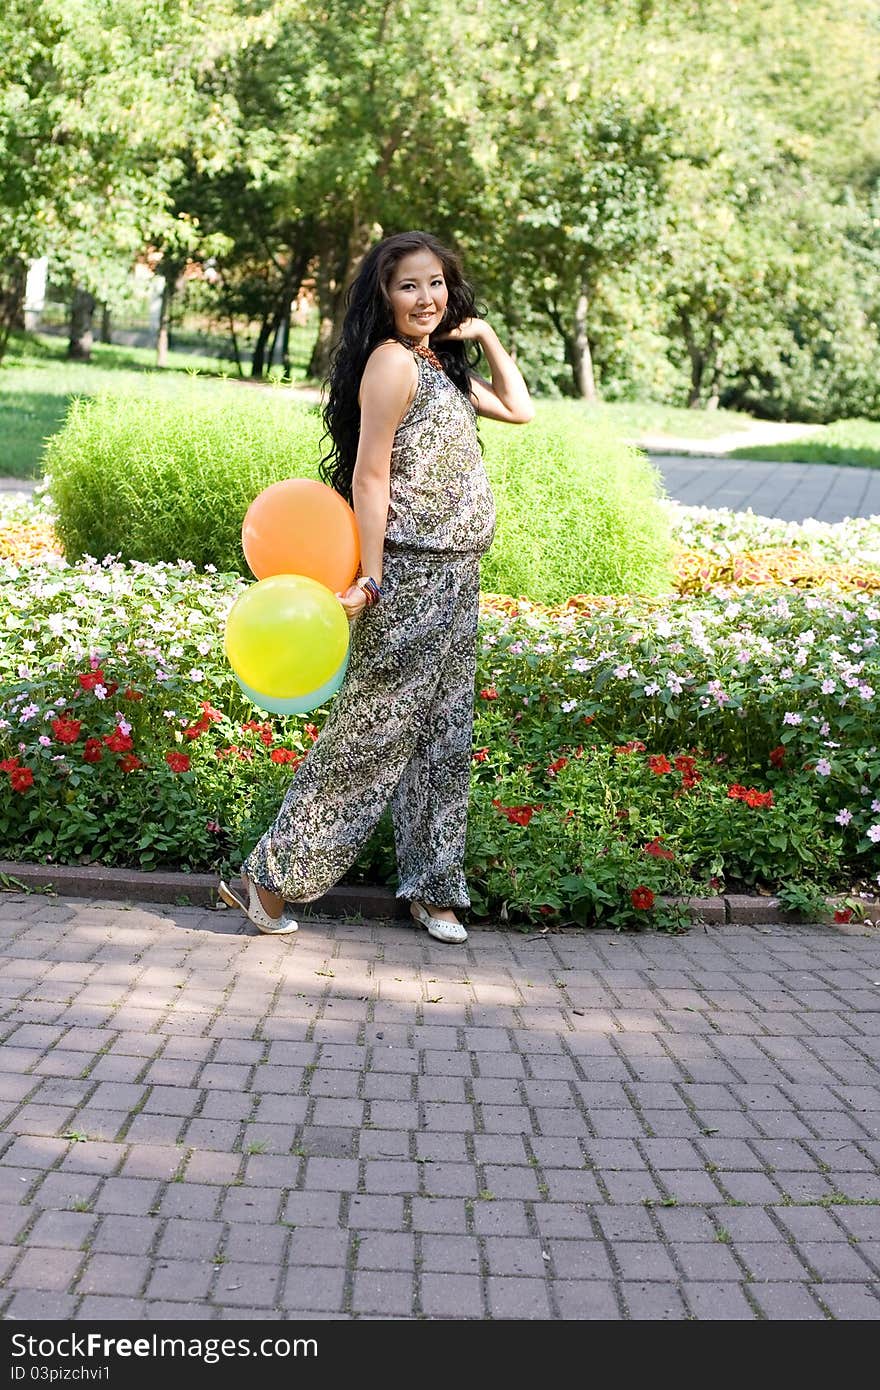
<box><xmin>243</xmin><ymin>343</ymin><xmax>496</xmax><ymax>911</ymax></box>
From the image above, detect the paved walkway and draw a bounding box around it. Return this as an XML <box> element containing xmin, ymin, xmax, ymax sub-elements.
<box><xmin>1</xmin><ymin>894</ymin><xmax>879</xmax><ymax>1321</ymax></box>
<box><xmin>653</xmin><ymin>455</ymin><xmax>880</xmax><ymax>524</ymax></box>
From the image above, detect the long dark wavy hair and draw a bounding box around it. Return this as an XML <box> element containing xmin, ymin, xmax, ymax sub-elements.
<box><xmin>320</xmin><ymin>231</ymin><xmax>482</xmax><ymax>502</ymax></box>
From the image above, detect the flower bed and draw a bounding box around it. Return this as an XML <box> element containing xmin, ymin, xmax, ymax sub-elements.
<box><xmin>2</xmin><ymin>538</ymin><xmax>878</xmax><ymax>929</ymax></box>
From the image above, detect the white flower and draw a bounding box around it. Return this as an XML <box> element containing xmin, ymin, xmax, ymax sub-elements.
<box><xmin>821</xmin><ymin>679</ymin><xmax>836</xmax><ymax>694</ymax></box>
<box><xmin>783</xmin><ymin>712</ymin><xmax>802</xmax><ymax>726</ymax></box>
<box><xmin>859</xmin><ymin>685</ymin><xmax>875</xmax><ymax>700</ymax></box>
<box><xmin>868</xmin><ymin>825</ymin><xmax>880</xmax><ymax>843</ymax></box>
<box><xmin>836</xmin><ymin>808</ymin><xmax>853</xmax><ymax>827</ymax></box>
<box><xmin>644</xmin><ymin>683</ymin><xmax>661</xmax><ymax>697</ymax></box>
<box><xmin>815</xmin><ymin>759</ymin><xmax>831</xmax><ymax>777</ymax></box>
<box><xmin>561</xmin><ymin>700</ymin><xmax>577</xmax><ymax>713</ymax></box>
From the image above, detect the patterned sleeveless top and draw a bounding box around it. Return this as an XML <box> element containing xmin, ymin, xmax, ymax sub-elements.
<box><xmin>384</xmin><ymin>344</ymin><xmax>496</xmax><ymax>555</ymax></box>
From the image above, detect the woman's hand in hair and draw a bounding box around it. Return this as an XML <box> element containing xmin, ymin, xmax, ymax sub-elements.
<box><xmin>434</xmin><ymin>317</ymin><xmax>488</xmax><ymax>343</ymax></box>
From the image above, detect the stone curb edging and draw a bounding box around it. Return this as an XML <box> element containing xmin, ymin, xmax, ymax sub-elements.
<box><xmin>1</xmin><ymin>860</ymin><xmax>877</xmax><ymax>930</ymax></box>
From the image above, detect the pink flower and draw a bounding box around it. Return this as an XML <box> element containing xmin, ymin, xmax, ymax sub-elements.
<box><xmin>835</xmin><ymin>809</ymin><xmax>853</xmax><ymax>827</ymax></box>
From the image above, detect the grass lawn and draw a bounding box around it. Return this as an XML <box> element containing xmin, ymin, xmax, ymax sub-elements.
<box><xmin>5</xmin><ymin>330</ymin><xmax>879</xmax><ymax>481</ymax></box>
<box><xmin>0</xmin><ymin>330</ymin><xmax>315</xmax><ymax>479</ymax></box>
<box><xmin>729</xmin><ymin>419</ymin><xmax>880</xmax><ymax>469</ymax></box>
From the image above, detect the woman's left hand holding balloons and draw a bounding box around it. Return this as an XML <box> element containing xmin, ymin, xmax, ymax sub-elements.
<box><xmin>336</xmin><ymin>582</ymin><xmax>369</xmax><ymax>621</ymax></box>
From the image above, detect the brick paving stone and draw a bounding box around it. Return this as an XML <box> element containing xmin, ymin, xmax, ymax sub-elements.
<box><xmin>554</xmin><ymin>1280</ymin><xmax>622</xmax><ymax>1319</ymax></box>
<box><xmin>76</xmin><ymin>1253</ymin><xmax>150</xmax><ymax>1296</ymax></box>
<box><xmin>215</xmin><ymin>1262</ymin><xmax>281</xmax><ymax>1308</ymax></box>
<box><xmin>410</xmin><ymin>1198</ymin><xmax>468</xmax><ymax>1233</ymax></box>
<box><xmin>145</xmin><ymin>1260</ymin><xmax>214</xmax><ymax>1300</ymax></box>
<box><xmin>356</xmin><ymin>1233</ymin><xmax>414</xmax><ymax>1269</ymax></box>
<box><xmin>682</xmin><ymin>1281</ymin><xmax>756</xmax><ymax>1319</ymax></box>
<box><xmin>91</xmin><ymin>1215</ymin><xmax>160</xmax><ymax>1254</ymax></box>
<box><xmin>419</xmin><ymin>1271</ymin><xmax>482</xmax><ymax>1317</ymax></box>
<box><xmin>748</xmin><ymin>1282</ymin><xmax>827</xmax><ymax>1319</ymax></box>
<box><xmin>285</xmin><ymin>1227</ymin><xmax>348</xmax><ymax>1265</ymax></box>
<box><xmin>814</xmin><ymin>1283</ymin><xmax>880</xmax><ymax>1319</ymax></box>
<box><xmin>621</xmin><ymin>1282</ymin><xmax>690</xmax><ymax>1319</ymax></box>
<box><xmin>796</xmin><ymin>1241</ymin><xmax>877</xmax><ymax>1280</ymax></box>
<box><xmin>5</xmin><ymin>1291</ymin><xmax>78</xmax><ymax>1319</ymax></box>
<box><xmin>348</xmin><ymin>1195</ymin><xmax>404</xmax><ymax>1229</ymax></box>
<box><xmin>486</xmin><ymin>1275</ymin><xmax>553</xmax><ymax>1319</ymax></box>
<box><xmin>156</xmin><ymin>1219</ymin><xmax>223</xmax><ymax>1261</ymax></box>
<box><xmin>27</xmin><ymin>1209</ymin><xmax>96</xmax><ymax>1249</ymax></box>
<box><xmin>351</xmin><ymin>1271</ymin><xmax>414</xmax><ymax>1315</ymax></box>
<box><xmin>280</xmin><ymin>1265</ymin><xmax>345</xmax><ymax>1312</ymax></box>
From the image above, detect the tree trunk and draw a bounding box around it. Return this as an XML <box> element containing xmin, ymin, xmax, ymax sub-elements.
<box><xmin>251</xmin><ymin>312</ymin><xmax>274</xmax><ymax>379</ymax></box>
<box><xmin>307</xmin><ymin>228</ymin><xmax>346</xmax><ymax>381</ymax></box>
<box><xmin>0</xmin><ymin>259</ymin><xmax>27</xmax><ymax>366</ymax></box>
<box><xmin>99</xmin><ymin>303</ymin><xmax>112</xmax><ymax>343</ymax></box>
<box><xmin>308</xmin><ymin>214</ymin><xmax>380</xmax><ymax>381</ymax></box>
<box><xmin>156</xmin><ymin>268</ymin><xmax>177</xmax><ymax>368</ymax></box>
<box><xmin>678</xmin><ymin>311</ymin><xmax>705</xmax><ymax>408</ymax></box>
<box><xmin>68</xmin><ymin>288</ymin><xmax>96</xmax><ymax>361</ymax></box>
<box><xmin>571</xmin><ymin>286</ymin><xmax>597</xmax><ymax>401</ymax></box>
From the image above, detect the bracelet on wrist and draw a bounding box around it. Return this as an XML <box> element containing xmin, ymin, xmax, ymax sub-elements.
<box><xmin>356</xmin><ymin>575</ymin><xmax>382</xmax><ymax>607</ymax></box>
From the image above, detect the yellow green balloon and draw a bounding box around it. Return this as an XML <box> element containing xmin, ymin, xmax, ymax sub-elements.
<box><xmin>224</xmin><ymin>575</ymin><xmax>350</xmax><ymax>699</ymax></box>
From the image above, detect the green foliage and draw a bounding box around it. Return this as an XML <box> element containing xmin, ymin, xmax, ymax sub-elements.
<box><xmin>480</xmin><ymin>404</ymin><xmax>673</xmax><ymax>601</ymax></box>
<box><xmin>730</xmin><ymin>419</ymin><xmax>880</xmax><ymax>469</ymax></box>
<box><xmin>46</xmin><ymin>380</ymin><xmax>325</xmax><ymax>570</ymax></box>
<box><xmin>46</xmin><ymin>379</ymin><xmax>674</xmax><ymax>599</ymax></box>
<box><xmin>3</xmin><ymin>550</ymin><xmax>877</xmax><ymax>926</ymax></box>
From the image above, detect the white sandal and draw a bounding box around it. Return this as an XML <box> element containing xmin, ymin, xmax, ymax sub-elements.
<box><xmin>409</xmin><ymin>901</ymin><xmax>468</xmax><ymax>945</ymax></box>
<box><xmin>218</xmin><ymin>874</ymin><xmax>298</xmax><ymax>935</ymax></box>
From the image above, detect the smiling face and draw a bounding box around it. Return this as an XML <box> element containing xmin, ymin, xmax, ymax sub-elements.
<box><xmin>385</xmin><ymin>248</ymin><xmax>449</xmax><ymax>344</ymax></box>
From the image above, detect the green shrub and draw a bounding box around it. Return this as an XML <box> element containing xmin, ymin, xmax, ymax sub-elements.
<box><xmin>481</xmin><ymin>402</ymin><xmax>672</xmax><ymax>601</ymax></box>
<box><xmin>46</xmin><ymin>379</ymin><xmax>325</xmax><ymax>572</ymax></box>
<box><xmin>47</xmin><ymin>379</ymin><xmax>673</xmax><ymax>599</ymax></box>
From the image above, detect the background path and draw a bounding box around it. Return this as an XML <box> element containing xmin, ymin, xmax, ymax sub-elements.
<box><xmin>1</xmin><ymin>894</ymin><xmax>878</xmax><ymax>1321</ymax></box>
<box><xmin>651</xmin><ymin>455</ymin><xmax>880</xmax><ymax>523</ymax></box>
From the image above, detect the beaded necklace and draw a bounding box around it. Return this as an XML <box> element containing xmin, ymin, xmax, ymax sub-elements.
<box><xmin>395</xmin><ymin>333</ymin><xmax>446</xmax><ymax>374</ymax></box>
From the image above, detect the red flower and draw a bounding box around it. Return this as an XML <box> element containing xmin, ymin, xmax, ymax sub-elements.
<box><xmin>745</xmin><ymin>788</ymin><xmax>773</xmax><ymax>809</ymax></box>
<box><xmin>216</xmin><ymin>745</ymin><xmax>253</xmax><ymax>762</ymax></box>
<box><xmin>492</xmin><ymin>798</ymin><xmax>541</xmax><ymax>827</ymax></box>
<box><xmin>184</xmin><ymin>701</ymin><xmax>223</xmax><ymax>741</ymax></box>
<box><xmin>834</xmin><ymin>907</ymin><xmax>854</xmax><ymax>924</ymax></box>
<box><xmin>539</xmin><ymin>905</ymin><xmax>555</xmax><ymax>916</ymax></box>
<box><xmin>630</xmin><ymin>885</ymin><xmax>655</xmax><ymax>911</ymax></box>
<box><xmin>10</xmin><ymin>766</ymin><xmax>34</xmax><ymax>792</ymax></box>
<box><xmin>648</xmin><ymin>754</ymin><xmax>673</xmax><ymax>775</ymax></box>
<box><xmin>0</xmin><ymin>756</ymin><xmax>20</xmax><ymax>772</ymax></box>
<box><xmin>644</xmin><ymin>837</ymin><xmax>675</xmax><ymax>861</ymax></box>
<box><xmin>674</xmin><ymin>755</ymin><xmax>697</xmax><ymax>775</ymax></box>
<box><xmin>728</xmin><ymin>783</ymin><xmax>773</xmax><ymax>809</ymax></box>
<box><xmin>123</xmin><ymin>687</ymin><xmax>144</xmax><ymax>702</ymax></box>
<box><xmin>117</xmin><ymin>753</ymin><xmax>142</xmax><ymax>773</ymax></box>
<box><xmin>769</xmin><ymin>745</ymin><xmax>786</xmax><ymax>768</ymax></box>
<box><xmin>165</xmin><ymin>752</ymin><xmax>191</xmax><ymax>773</ymax></box>
<box><xmin>614</xmin><ymin>740</ymin><xmax>646</xmax><ymax>755</ymax></box>
<box><xmin>583</xmin><ymin>715</ymin><xmax>595</xmax><ymax>725</ymax></box>
<box><xmin>472</xmin><ymin>747</ymin><xmax>488</xmax><ymax>763</ymax></box>
<box><xmin>77</xmin><ymin>669</ymin><xmax>106</xmax><ymax>691</ymax></box>
<box><xmin>82</xmin><ymin>738</ymin><xmax>103</xmax><ymax>763</ymax></box>
<box><xmin>480</xmin><ymin>687</ymin><xmax>498</xmax><ymax>700</ymax></box>
<box><xmin>242</xmin><ymin>720</ymin><xmax>273</xmax><ymax>746</ymax></box>
<box><xmin>547</xmin><ymin>757</ymin><xmax>568</xmax><ymax>776</ymax></box>
<box><xmin>104</xmin><ymin>727</ymin><xmax>133</xmax><ymax>753</ymax></box>
<box><xmin>270</xmin><ymin>749</ymin><xmax>302</xmax><ymax>765</ymax></box>
<box><xmin>304</xmin><ymin>723</ymin><xmax>320</xmax><ymax>743</ymax></box>
<box><xmin>51</xmin><ymin>715</ymin><xmax>82</xmax><ymax>745</ymax></box>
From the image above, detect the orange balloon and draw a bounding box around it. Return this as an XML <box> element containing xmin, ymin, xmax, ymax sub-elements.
<box><xmin>242</xmin><ymin>479</ymin><xmax>360</xmax><ymax>589</ymax></box>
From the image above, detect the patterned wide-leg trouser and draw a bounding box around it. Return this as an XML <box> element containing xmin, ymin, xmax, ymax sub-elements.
<box><xmin>242</xmin><ymin>546</ymin><xmax>481</xmax><ymax>910</ymax></box>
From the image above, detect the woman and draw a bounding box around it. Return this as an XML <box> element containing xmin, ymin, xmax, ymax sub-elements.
<box><xmin>220</xmin><ymin>230</ymin><xmax>533</xmax><ymax>944</ymax></box>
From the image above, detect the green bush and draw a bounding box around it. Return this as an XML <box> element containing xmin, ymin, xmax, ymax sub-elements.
<box><xmin>481</xmin><ymin>402</ymin><xmax>672</xmax><ymax>600</ymax></box>
<box><xmin>47</xmin><ymin>379</ymin><xmax>673</xmax><ymax>599</ymax></box>
<box><xmin>46</xmin><ymin>379</ymin><xmax>326</xmax><ymax>572</ymax></box>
